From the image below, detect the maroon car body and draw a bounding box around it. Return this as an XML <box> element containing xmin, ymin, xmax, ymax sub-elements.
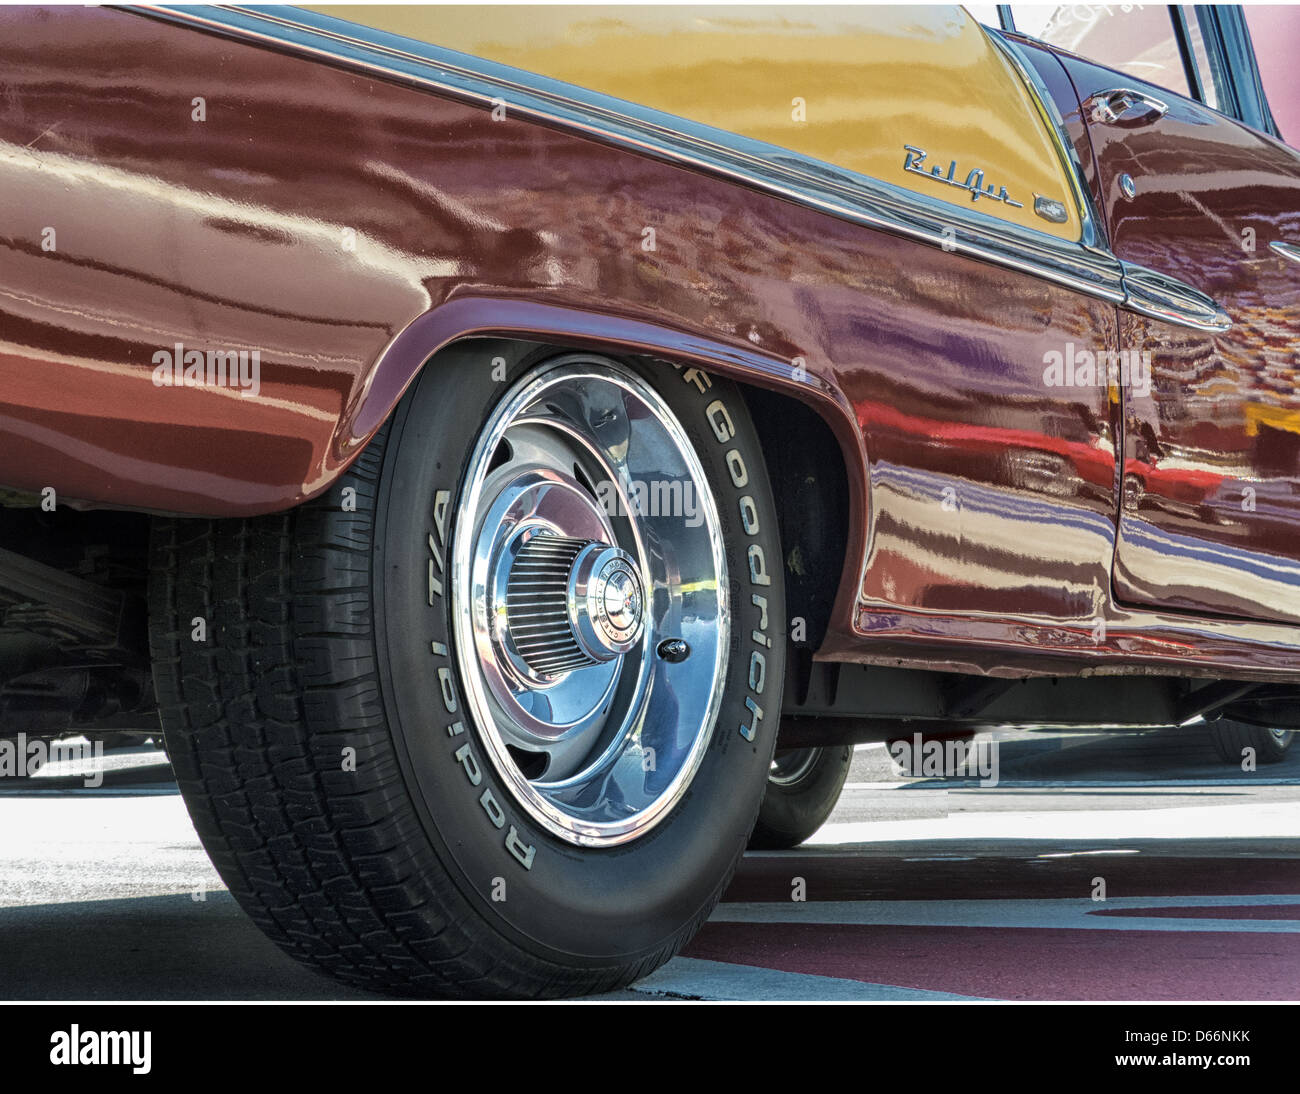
<box><xmin>3</xmin><ymin>4</ymin><xmax>1299</xmax><ymax>690</ymax></box>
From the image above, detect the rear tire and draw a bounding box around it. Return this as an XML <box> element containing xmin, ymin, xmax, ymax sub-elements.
<box><xmin>748</xmin><ymin>745</ymin><xmax>852</xmax><ymax>849</ymax></box>
<box><xmin>149</xmin><ymin>342</ymin><xmax>784</xmax><ymax>997</ymax></box>
<box><xmin>1209</xmin><ymin>720</ymin><xmax>1294</xmax><ymax>765</ymax></box>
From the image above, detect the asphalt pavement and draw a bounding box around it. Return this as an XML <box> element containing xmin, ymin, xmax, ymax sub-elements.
<box><xmin>0</xmin><ymin>725</ymin><xmax>1296</xmax><ymax>1000</ymax></box>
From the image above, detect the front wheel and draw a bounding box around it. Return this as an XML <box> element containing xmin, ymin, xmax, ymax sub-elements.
<box><xmin>149</xmin><ymin>343</ymin><xmax>785</xmax><ymax>998</ymax></box>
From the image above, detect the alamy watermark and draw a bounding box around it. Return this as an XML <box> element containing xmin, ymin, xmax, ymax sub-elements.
<box><xmin>50</xmin><ymin>1025</ymin><xmax>151</xmax><ymax>1074</ymax></box>
<box><xmin>152</xmin><ymin>342</ymin><xmax>261</xmax><ymax>398</ymax></box>
<box><xmin>595</xmin><ymin>471</ymin><xmax>703</xmax><ymax>528</ymax></box>
<box><xmin>0</xmin><ymin>733</ymin><xmax>104</xmax><ymax>787</ymax></box>
<box><xmin>1043</xmin><ymin>342</ymin><xmax>1150</xmax><ymax>399</ymax></box>
<box><xmin>888</xmin><ymin>732</ymin><xmax>999</xmax><ymax>787</ymax></box>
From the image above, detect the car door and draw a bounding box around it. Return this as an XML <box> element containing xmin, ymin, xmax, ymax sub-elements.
<box><xmin>1005</xmin><ymin>4</ymin><xmax>1300</xmax><ymax>624</ymax></box>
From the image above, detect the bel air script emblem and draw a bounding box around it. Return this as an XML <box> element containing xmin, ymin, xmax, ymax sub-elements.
<box><xmin>902</xmin><ymin>145</ymin><xmax>1024</xmax><ymax>209</ymax></box>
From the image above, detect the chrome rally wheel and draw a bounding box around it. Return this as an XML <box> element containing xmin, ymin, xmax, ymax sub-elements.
<box><xmin>453</xmin><ymin>359</ymin><xmax>728</xmax><ymax>846</ymax></box>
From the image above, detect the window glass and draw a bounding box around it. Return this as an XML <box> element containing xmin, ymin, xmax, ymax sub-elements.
<box><xmin>1183</xmin><ymin>11</ymin><xmax>1220</xmax><ymax>110</ymax></box>
<box><xmin>1008</xmin><ymin>4</ymin><xmax>1190</xmax><ymax>97</ymax></box>
<box><xmin>963</xmin><ymin>5</ymin><xmax>1005</xmax><ymax>29</ymax></box>
<box><xmin>1244</xmin><ymin>5</ymin><xmax>1299</xmax><ymax>144</ymax></box>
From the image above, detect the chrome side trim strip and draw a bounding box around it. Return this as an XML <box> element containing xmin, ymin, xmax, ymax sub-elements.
<box><xmin>123</xmin><ymin>4</ymin><xmax>1126</xmax><ymax>301</ymax></box>
<box><xmin>1271</xmin><ymin>241</ymin><xmax>1300</xmax><ymax>265</ymax></box>
<box><xmin>1120</xmin><ymin>263</ymin><xmax>1233</xmax><ymax>333</ymax></box>
<box><xmin>123</xmin><ymin>5</ymin><xmax>1228</xmax><ymax>332</ymax></box>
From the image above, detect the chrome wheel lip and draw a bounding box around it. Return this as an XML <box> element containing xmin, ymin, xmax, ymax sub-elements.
<box><xmin>451</xmin><ymin>356</ymin><xmax>730</xmax><ymax>847</ymax></box>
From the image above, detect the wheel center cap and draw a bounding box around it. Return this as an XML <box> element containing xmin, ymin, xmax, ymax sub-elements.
<box><xmin>590</xmin><ymin>554</ymin><xmax>643</xmax><ymax>648</ymax></box>
<box><xmin>504</xmin><ymin>535</ymin><xmax>645</xmax><ymax>677</ymax></box>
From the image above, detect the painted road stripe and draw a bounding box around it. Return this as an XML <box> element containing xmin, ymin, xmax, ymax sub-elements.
<box><xmin>629</xmin><ymin>956</ymin><xmax>987</xmax><ymax>1001</ymax></box>
<box><xmin>842</xmin><ymin>779</ymin><xmax>1300</xmax><ymax>789</ymax></box>
<box><xmin>711</xmin><ymin>893</ymin><xmax>1300</xmax><ymax>932</ymax></box>
<box><xmin>684</xmin><ymin>922</ymin><xmax>1300</xmax><ymax>1000</ymax></box>
<box><xmin>0</xmin><ymin>788</ymin><xmax>179</xmax><ymax>798</ymax></box>
<box><xmin>809</xmin><ymin>800</ymin><xmax>1300</xmax><ymax>843</ymax></box>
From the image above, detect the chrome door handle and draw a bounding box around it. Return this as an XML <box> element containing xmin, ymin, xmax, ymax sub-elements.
<box><xmin>1083</xmin><ymin>87</ymin><xmax>1168</xmax><ymax>127</ymax></box>
<box><xmin>1271</xmin><ymin>241</ymin><xmax>1300</xmax><ymax>265</ymax></box>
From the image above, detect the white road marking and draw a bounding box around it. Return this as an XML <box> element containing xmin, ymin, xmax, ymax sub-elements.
<box><xmin>711</xmin><ymin>893</ymin><xmax>1300</xmax><ymax>933</ymax></box>
<box><xmin>0</xmin><ymin>788</ymin><xmax>178</xmax><ymax>797</ymax></box>
<box><xmin>808</xmin><ymin>800</ymin><xmax>1300</xmax><ymax>844</ymax></box>
<box><xmin>0</xmin><ymin>794</ymin><xmax>222</xmax><ymax>908</ymax></box>
<box><xmin>627</xmin><ymin>956</ymin><xmax>987</xmax><ymax>1001</ymax></box>
<box><xmin>843</xmin><ymin>781</ymin><xmax>909</xmax><ymax>790</ymax></box>
<box><xmin>841</xmin><ymin>779</ymin><xmax>1300</xmax><ymax>789</ymax></box>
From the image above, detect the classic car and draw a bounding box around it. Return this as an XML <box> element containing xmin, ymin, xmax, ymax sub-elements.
<box><xmin>0</xmin><ymin>3</ymin><xmax>1296</xmax><ymax>997</ymax></box>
